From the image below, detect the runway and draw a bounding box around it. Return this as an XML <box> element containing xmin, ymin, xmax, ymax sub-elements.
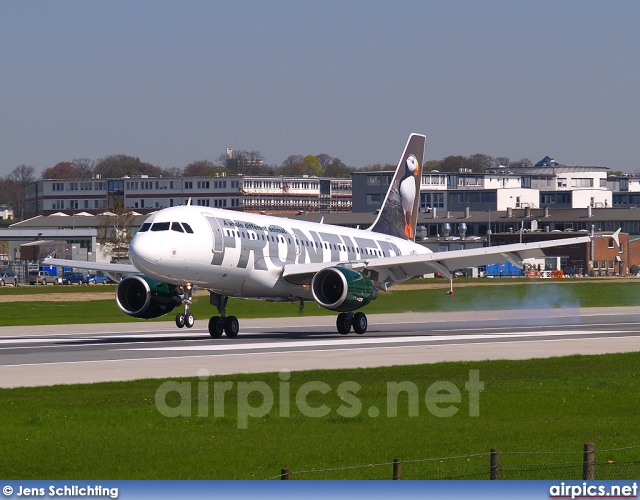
<box><xmin>1</xmin><ymin>307</ymin><xmax>640</xmax><ymax>388</ymax></box>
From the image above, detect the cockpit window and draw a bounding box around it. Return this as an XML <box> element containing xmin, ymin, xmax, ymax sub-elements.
<box><xmin>182</xmin><ymin>223</ymin><xmax>194</xmax><ymax>234</ymax></box>
<box><xmin>150</xmin><ymin>222</ymin><xmax>170</xmax><ymax>232</ymax></box>
<box><xmin>171</xmin><ymin>222</ymin><xmax>184</xmax><ymax>233</ymax></box>
<box><xmin>138</xmin><ymin>222</ymin><xmax>151</xmax><ymax>232</ymax></box>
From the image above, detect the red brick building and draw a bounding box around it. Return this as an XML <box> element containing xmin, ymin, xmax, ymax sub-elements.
<box><xmin>492</xmin><ymin>231</ymin><xmax>628</xmax><ymax>275</ymax></box>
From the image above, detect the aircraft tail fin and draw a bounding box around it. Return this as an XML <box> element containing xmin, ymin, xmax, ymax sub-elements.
<box><xmin>369</xmin><ymin>133</ymin><xmax>426</xmax><ymax>240</ymax></box>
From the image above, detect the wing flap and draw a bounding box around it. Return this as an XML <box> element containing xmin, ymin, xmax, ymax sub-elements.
<box><xmin>281</xmin><ymin>235</ymin><xmax>590</xmax><ymax>288</ymax></box>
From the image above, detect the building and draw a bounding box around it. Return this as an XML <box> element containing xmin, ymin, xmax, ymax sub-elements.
<box><xmin>353</xmin><ymin>165</ymin><xmax>613</xmax><ymax>213</ymax></box>
<box><xmin>607</xmin><ymin>174</ymin><xmax>640</xmax><ymax>207</ymax></box>
<box><xmin>24</xmin><ymin>175</ymin><xmax>352</xmax><ymax>218</ymax></box>
<box><xmin>0</xmin><ymin>205</ymin><xmax>13</xmax><ymax>220</ymax></box>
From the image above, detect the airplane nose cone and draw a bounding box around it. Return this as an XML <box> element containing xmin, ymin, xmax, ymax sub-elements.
<box><xmin>129</xmin><ymin>234</ymin><xmax>158</xmax><ymax>272</ymax></box>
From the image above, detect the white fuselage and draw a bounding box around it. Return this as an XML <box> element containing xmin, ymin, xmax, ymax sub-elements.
<box><xmin>129</xmin><ymin>205</ymin><xmax>431</xmax><ymax>301</ymax></box>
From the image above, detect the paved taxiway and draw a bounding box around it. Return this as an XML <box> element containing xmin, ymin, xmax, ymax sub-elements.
<box><xmin>1</xmin><ymin>307</ymin><xmax>639</xmax><ymax>388</ymax></box>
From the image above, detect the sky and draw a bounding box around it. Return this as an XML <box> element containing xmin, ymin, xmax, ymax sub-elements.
<box><xmin>1</xmin><ymin>1</ymin><xmax>639</xmax><ymax>177</ymax></box>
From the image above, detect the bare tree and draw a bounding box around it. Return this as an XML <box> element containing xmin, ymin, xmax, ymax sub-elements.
<box><xmin>72</xmin><ymin>158</ymin><xmax>95</xmax><ymax>178</ymax></box>
<box><xmin>494</xmin><ymin>157</ymin><xmax>511</xmax><ymax>169</ymax></box>
<box><xmin>160</xmin><ymin>166</ymin><xmax>184</xmax><ymax>178</ymax></box>
<box><xmin>315</xmin><ymin>153</ymin><xmax>334</xmax><ymax>168</ymax></box>
<box><xmin>6</xmin><ymin>165</ymin><xmax>36</xmax><ymax>220</ymax></box>
<box><xmin>512</xmin><ymin>158</ymin><xmax>533</xmax><ymax>168</ymax></box>
<box><xmin>8</xmin><ymin>164</ymin><xmax>35</xmax><ymax>184</ymax></box>
<box><xmin>322</xmin><ymin>158</ymin><xmax>353</xmax><ymax>178</ymax></box>
<box><xmin>469</xmin><ymin>154</ymin><xmax>494</xmax><ymax>172</ymax></box>
<box><xmin>94</xmin><ymin>155</ymin><xmax>161</xmax><ymax>178</ymax></box>
<box><xmin>282</xmin><ymin>155</ymin><xmax>304</xmax><ymax>167</ymax></box>
<box><xmin>184</xmin><ymin>160</ymin><xmax>215</xmax><ymax>177</ymax></box>
<box><xmin>96</xmin><ymin>198</ymin><xmax>136</xmax><ymax>262</ymax></box>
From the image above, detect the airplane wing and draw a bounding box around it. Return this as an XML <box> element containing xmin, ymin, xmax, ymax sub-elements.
<box><xmin>282</xmin><ymin>235</ymin><xmax>591</xmax><ymax>289</ymax></box>
<box><xmin>42</xmin><ymin>258</ymin><xmax>138</xmax><ymax>274</ymax></box>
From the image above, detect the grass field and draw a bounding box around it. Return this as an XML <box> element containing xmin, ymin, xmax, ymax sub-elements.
<box><xmin>1</xmin><ymin>279</ymin><xmax>639</xmax><ymax>480</ymax></box>
<box><xmin>1</xmin><ymin>279</ymin><xmax>639</xmax><ymax>326</ymax></box>
<box><xmin>1</xmin><ymin>353</ymin><xmax>639</xmax><ymax>479</ymax></box>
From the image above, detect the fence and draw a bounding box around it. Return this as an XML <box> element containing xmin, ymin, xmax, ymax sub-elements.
<box><xmin>1</xmin><ymin>261</ymin><xmax>31</xmax><ymax>284</ymax></box>
<box><xmin>271</xmin><ymin>443</ymin><xmax>640</xmax><ymax>480</ymax></box>
<box><xmin>1</xmin><ymin>260</ymin><xmax>63</xmax><ymax>284</ymax></box>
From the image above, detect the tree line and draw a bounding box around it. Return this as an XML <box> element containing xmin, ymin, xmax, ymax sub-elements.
<box><xmin>0</xmin><ymin>150</ymin><xmax>540</xmax><ymax>221</ymax></box>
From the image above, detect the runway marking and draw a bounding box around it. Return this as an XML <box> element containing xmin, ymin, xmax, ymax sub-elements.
<box><xmin>1</xmin><ymin>320</ymin><xmax>639</xmax><ymax>346</ymax></box>
<box><xmin>2</xmin><ymin>334</ymin><xmax>640</xmax><ymax>370</ymax></box>
<box><xmin>1</xmin><ymin>323</ymin><xmax>639</xmax><ymax>352</ymax></box>
<box><xmin>119</xmin><ymin>329</ymin><xmax>628</xmax><ymax>352</ymax></box>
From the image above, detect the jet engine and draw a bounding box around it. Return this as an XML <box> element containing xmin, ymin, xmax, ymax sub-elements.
<box><xmin>116</xmin><ymin>275</ymin><xmax>183</xmax><ymax>319</ymax></box>
<box><xmin>311</xmin><ymin>267</ymin><xmax>378</xmax><ymax>312</ymax></box>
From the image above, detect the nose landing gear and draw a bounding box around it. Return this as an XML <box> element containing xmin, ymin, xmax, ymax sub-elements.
<box><xmin>175</xmin><ymin>283</ymin><xmax>196</xmax><ymax>328</ymax></box>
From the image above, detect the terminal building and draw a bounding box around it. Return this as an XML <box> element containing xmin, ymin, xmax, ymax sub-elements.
<box><xmin>352</xmin><ymin>164</ymin><xmax>612</xmax><ymax>214</ymax></box>
<box><xmin>23</xmin><ymin>175</ymin><xmax>352</xmax><ymax>219</ymax></box>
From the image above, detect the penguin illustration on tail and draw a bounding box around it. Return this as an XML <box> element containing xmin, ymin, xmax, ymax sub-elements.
<box><xmin>369</xmin><ymin>134</ymin><xmax>426</xmax><ymax>240</ymax></box>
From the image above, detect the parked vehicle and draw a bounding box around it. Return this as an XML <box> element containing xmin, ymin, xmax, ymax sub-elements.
<box><xmin>27</xmin><ymin>271</ymin><xmax>61</xmax><ymax>285</ymax></box>
<box><xmin>87</xmin><ymin>273</ymin><xmax>110</xmax><ymax>284</ymax></box>
<box><xmin>62</xmin><ymin>272</ymin><xmax>89</xmax><ymax>285</ymax></box>
<box><xmin>0</xmin><ymin>271</ymin><xmax>18</xmax><ymax>286</ymax></box>
<box><xmin>562</xmin><ymin>267</ymin><xmax>581</xmax><ymax>277</ymax></box>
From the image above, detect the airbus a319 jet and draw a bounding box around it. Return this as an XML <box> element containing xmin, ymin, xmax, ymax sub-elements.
<box><xmin>45</xmin><ymin>134</ymin><xmax>591</xmax><ymax>338</ymax></box>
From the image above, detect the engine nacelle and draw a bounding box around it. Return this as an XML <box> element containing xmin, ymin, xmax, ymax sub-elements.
<box><xmin>116</xmin><ymin>275</ymin><xmax>182</xmax><ymax>319</ymax></box>
<box><xmin>311</xmin><ymin>267</ymin><xmax>378</xmax><ymax>312</ymax></box>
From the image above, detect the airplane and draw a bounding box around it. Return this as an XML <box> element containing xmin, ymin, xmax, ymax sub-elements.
<box><xmin>44</xmin><ymin>134</ymin><xmax>591</xmax><ymax>338</ymax></box>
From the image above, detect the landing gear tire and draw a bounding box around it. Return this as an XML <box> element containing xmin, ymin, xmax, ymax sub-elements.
<box><xmin>175</xmin><ymin>313</ymin><xmax>185</xmax><ymax>328</ymax></box>
<box><xmin>208</xmin><ymin>316</ymin><xmax>224</xmax><ymax>338</ymax></box>
<box><xmin>353</xmin><ymin>312</ymin><xmax>367</xmax><ymax>334</ymax></box>
<box><xmin>336</xmin><ymin>313</ymin><xmax>352</xmax><ymax>335</ymax></box>
<box><xmin>184</xmin><ymin>313</ymin><xmax>195</xmax><ymax>328</ymax></box>
<box><xmin>224</xmin><ymin>316</ymin><xmax>239</xmax><ymax>338</ymax></box>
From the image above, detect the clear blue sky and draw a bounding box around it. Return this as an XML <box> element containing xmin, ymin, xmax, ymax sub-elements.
<box><xmin>1</xmin><ymin>0</ymin><xmax>638</xmax><ymax>176</ymax></box>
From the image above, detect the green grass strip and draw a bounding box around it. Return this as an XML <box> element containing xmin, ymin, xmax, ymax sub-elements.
<box><xmin>0</xmin><ymin>280</ymin><xmax>638</xmax><ymax>326</ymax></box>
<box><xmin>1</xmin><ymin>352</ymin><xmax>639</xmax><ymax>479</ymax></box>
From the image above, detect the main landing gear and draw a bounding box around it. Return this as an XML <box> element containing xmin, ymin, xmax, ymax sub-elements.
<box><xmin>207</xmin><ymin>291</ymin><xmax>239</xmax><ymax>339</ymax></box>
<box><xmin>174</xmin><ymin>285</ymin><xmax>239</xmax><ymax>339</ymax></box>
<box><xmin>336</xmin><ymin>311</ymin><xmax>368</xmax><ymax>335</ymax></box>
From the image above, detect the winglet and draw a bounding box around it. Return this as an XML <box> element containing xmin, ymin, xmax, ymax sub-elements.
<box><xmin>611</xmin><ymin>228</ymin><xmax>621</xmax><ymax>248</ymax></box>
<box><xmin>369</xmin><ymin>133</ymin><xmax>426</xmax><ymax>240</ymax></box>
